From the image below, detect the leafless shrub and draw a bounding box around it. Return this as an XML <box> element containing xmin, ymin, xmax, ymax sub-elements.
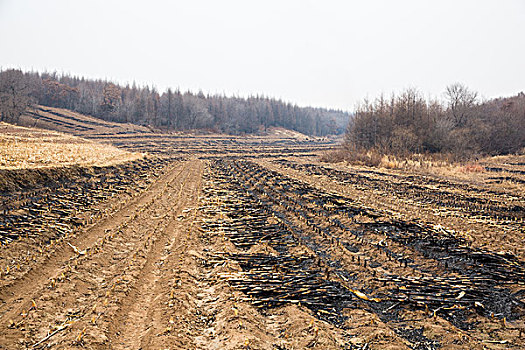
<box><xmin>343</xmin><ymin>86</ymin><xmax>525</xmax><ymax>163</ymax></box>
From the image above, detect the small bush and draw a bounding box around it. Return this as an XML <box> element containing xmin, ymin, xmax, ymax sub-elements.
<box><xmin>461</xmin><ymin>163</ymin><xmax>485</xmax><ymax>173</ymax></box>
<box><xmin>320</xmin><ymin>146</ymin><xmax>382</xmax><ymax>167</ymax></box>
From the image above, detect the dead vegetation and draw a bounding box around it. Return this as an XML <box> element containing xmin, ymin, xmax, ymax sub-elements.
<box><xmin>0</xmin><ymin>122</ymin><xmax>142</xmax><ymax>169</ymax></box>
<box><xmin>0</xmin><ymin>125</ymin><xmax>523</xmax><ymax>349</ymax></box>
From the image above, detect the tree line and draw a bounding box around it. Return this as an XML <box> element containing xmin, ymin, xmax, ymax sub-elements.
<box><xmin>345</xmin><ymin>84</ymin><xmax>525</xmax><ymax>159</ymax></box>
<box><xmin>0</xmin><ymin>69</ymin><xmax>348</xmax><ymax>136</ymax></box>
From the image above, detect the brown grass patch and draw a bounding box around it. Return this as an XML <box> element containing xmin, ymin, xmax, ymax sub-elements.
<box><xmin>0</xmin><ymin>122</ymin><xmax>143</xmax><ymax>169</ymax></box>
<box><xmin>460</xmin><ymin>163</ymin><xmax>485</xmax><ymax>173</ymax></box>
<box><xmin>321</xmin><ymin>147</ymin><xmax>456</xmax><ymax>170</ymax></box>
<box><xmin>320</xmin><ymin>148</ymin><xmax>382</xmax><ymax>167</ymax></box>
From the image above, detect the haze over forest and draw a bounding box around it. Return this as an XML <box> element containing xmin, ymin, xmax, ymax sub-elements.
<box><xmin>1</xmin><ymin>0</ymin><xmax>524</xmax><ymax>111</ymax></box>
<box><xmin>0</xmin><ymin>1</ymin><xmax>524</xmax><ymax>155</ymax></box>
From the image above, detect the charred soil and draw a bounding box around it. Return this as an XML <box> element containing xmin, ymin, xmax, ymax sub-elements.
<box><xmin>0</xmin><ymin>131</ymin><xmax>524</xmax><ymax>349</ymax></box>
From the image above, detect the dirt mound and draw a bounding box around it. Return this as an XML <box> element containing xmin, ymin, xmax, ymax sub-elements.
<box><xmin>19</xmin><ymin>105</ymin><xmax>151</xmax><ymax>136</ymax></box>
<box><xmin>264</xmin><ymin>126</ymin><xmax>315</xmax><ymax>140</ymax></box>
<box><xmin>0</xmin><ymin>166</ymin><xmax>91</xmax><ymax>193</ymax></box>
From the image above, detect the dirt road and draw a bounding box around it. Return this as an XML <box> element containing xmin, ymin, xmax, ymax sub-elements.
<box><xmin>0</xmin><ymin>160</ymin><xmax>206</xmax><ymax>349</ymax></box>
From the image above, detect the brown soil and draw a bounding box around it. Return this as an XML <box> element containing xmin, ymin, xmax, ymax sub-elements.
<box><xmin>0</xmin><ymin>128</ymin><xmax>524</xmax><ymax>349</ymax></box>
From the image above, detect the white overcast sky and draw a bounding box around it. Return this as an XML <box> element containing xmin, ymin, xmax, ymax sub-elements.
<box><xmin>1</xmin><ymin>0</ymin><xmax>524</xmax><ymax>111</ymax></box>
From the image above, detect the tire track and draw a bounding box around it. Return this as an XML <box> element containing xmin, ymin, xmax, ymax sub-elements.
<box><xmin>110</xmin><ymin>160</ymin><xmax>203</xmax><ymax>349</ymax></box>
<box><xmin>0</xmin><ymin>161</ymin><xmax>189</xmax><ymax>348</ymax></box>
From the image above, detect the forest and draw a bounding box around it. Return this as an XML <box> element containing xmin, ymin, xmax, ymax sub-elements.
<box><xmin>2</xmin><ymin>69</ymin><xmax>524</xmax><ymax>159</ymax></box>
<box><xmin>0</xmin><ymin>69</ymin><xmax>348</xmax><ymax>136</ymax></box>
<box><xmin>344</xmin><ymin>85</ymin><xmax>525</xmax><ymax>160</ymax></box>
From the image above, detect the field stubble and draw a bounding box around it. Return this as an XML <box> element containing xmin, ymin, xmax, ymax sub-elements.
<box><xmin>0</xmin><ymin>130</ymin><xmax>524</xmax><ymax>349</ymax></box>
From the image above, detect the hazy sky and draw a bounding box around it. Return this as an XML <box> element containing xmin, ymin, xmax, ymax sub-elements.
<box><xmin>1</xmin><ymin>0</ymin><xmax>524</xmax><ymax>111</ymax></box>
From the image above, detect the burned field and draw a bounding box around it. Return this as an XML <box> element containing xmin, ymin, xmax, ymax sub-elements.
<box><xmin>202</xmin><ymin>159</ymin><xmax>525</xmax><ymax>348</ymax></box>
<box><xmin>0</xmin><ymin>131</ymin><xmax>524</xmax><ymax>349</ymax></box>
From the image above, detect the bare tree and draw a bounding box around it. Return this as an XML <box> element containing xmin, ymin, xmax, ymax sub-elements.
<box><xmin>1</xmin><ymin>69</ymin><xmax>350</xmax><ymax>135</ymax></box>
<box><xmin>0</xmin><ymin>69</ymin><xmax>32</xmax><ymax>123</ymax></box>
<box><xmin>183</xmin><ymin>94</ymin><xmax>212</xmax><ymax>129</ymax></box>
<box><xmin>100</xmin><ymin>83</ymin><xmax>122</xmax><ymax>113</ymax></box>
<box><xmin>445</xmin><ymin>83</ymin><xmax>478</xmax><ymax>127</ymax></box>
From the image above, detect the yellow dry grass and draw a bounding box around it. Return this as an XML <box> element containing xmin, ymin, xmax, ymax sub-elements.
<box><xmin>0</xmin><ymin>122</ymin><xmax>143</xmax><ymax>169</ymax></box>
<box><xmin>265</xmin><ymin>127</ymin><xmax>313</xmax><ymax>141</ymax></box>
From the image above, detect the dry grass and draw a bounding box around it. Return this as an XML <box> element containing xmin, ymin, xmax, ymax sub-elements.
<box><xmin>0</xmin><ymin>122</ymin><xmax>143</xmax><ymax>169</ymax></box>
<box><xmin>264</xmin><ymin>127</ymin><xmax>314</xmax><ymax>141</ymax></box>
<box><xmin>322</xmin><ymin>147</ymin><xmax>468</xmax><ymax>171</ymax></box>
<box><xmin>378</xmin><ymin>154</ymin><xmax>458</xmax><ymax>170</ymax></box>
<box><xmin>320</xmin><ymin>148</ymin><xmax>382</xmax><ymax>167</ymax></box>
<box><xmin>321</xmin><ymin>147</ymin><xmax>525</xmax><ymax>196</ymax></box>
